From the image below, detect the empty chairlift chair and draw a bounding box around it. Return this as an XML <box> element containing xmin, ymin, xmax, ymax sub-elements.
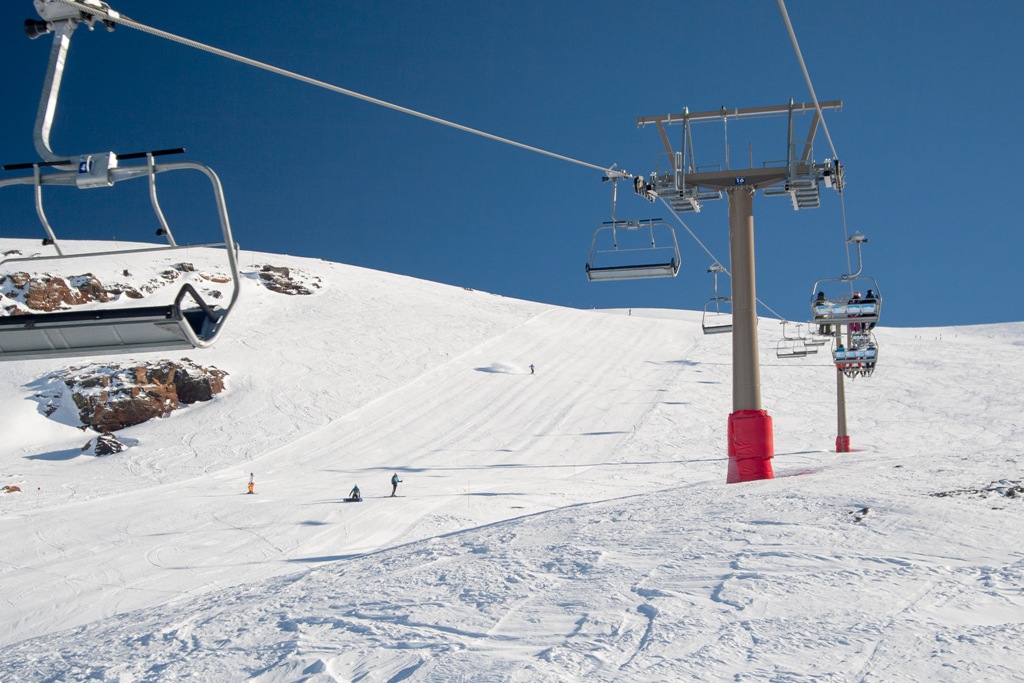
<box><xmin>805</xmin><ymin>325</ymin><xmax>830</xmax><ymax>347</ymax></box>
<box><xmin>0</xmin><ymin>153</ymin><xmax>241</xmax><ymax>361</ymax></box>
<box><xmin>585</xmin><ymin>219</ymin><xmax>681</xmax><ymax>282</ymax></box>
<box><xmin>701</xmin><ymin>263</ymin><xmax>732</xmax><ymax>334</ymax></box>
<box><xmin>0</xmin><ymin>5</ymin><xmax>240</xmax><ymax>362</ymax></box>
<box><xmin>585</xmin><ymin>175</ymin><xmax>681</xmax><ymax>282</ymax></box>
<box><xmin>776</xmin><ymin>321</ymin><xmax>817</xmax><ymax>359</ymax></box>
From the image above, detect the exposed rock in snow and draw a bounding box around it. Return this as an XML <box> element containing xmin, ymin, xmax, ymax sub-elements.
<box><xmin>848</xmin><ymin>506</ymin><xmax>871</xmax><ymax>522</ymax></box>
<box><xmin>256</xmin><ymin>264</ymin><xmax>321</xmax><ymax>295</ymax></box>
<box><xmin>0</xmin><ymin>262</ymin><xmax>232</xmax><ymax>315</ymax></box>
<box><xmin>932</xmin><ymin>479</ymin><xmax>1024</xmax><ymax>499</ymax></box>
<box><xmin>81</xmin><ymin>432</ymin><xmax>128</xmax><ymax>457</ymax></box>
<box><xmin>0</xmin><ymin>271</ymin><xmax>114</xmax><ymax>313</ymax></box>
<box><xmin>43</xmin><ymin>359</ymin><xmax>227</xmax><ymax>432</ymax></box>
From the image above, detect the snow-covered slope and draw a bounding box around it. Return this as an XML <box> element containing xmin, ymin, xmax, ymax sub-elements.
<box><xmin>1</xmin><ymin>239</ymin><xmax>1022</xmax><ymax>681</ymax></box>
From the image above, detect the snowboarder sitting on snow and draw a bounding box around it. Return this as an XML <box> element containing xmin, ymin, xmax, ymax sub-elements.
<box><xmin>391</xmin><ymin>473</ymin><xmax>402</xmax><ymax>497</ymax></box>
<box><xmin>347</xmin><ymin>484</ymin><xmax>361</xmax><ymax>502</ymax></box>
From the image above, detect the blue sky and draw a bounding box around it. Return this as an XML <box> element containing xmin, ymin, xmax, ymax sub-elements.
<box><xmin>2</xmin><ymin>1</ymin><xmax>1022</xmax><ymax>327</ymax></box>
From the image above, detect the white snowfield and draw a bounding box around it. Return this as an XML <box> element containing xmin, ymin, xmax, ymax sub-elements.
<box><xmin>1</xmin><ymin>240</ymin><xmax>1023</xmax><ymax>681</ymax></box>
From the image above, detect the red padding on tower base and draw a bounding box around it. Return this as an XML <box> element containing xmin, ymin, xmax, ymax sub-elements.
<box><xmin>836</xmin><ymin>435</ymin><xmax>851</xmax><ymax>453</ymax></box>
<box><xmin>727</xmin><ymin>409</ymin><xmax>775</xmax><ymax>483</ymax></box>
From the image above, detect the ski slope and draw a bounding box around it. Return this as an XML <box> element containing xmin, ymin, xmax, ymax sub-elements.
<box><xmin>1</xmin><ymin>240</ymin><xmax>1023</xmax><ymax>681</ymax></box>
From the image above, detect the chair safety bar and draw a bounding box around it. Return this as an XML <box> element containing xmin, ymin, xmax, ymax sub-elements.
<box><xmin>0</xmin><ymin>159</ymin><xmax>240</xmax><ymax>362</ymax></box>
<box><xmin>0</xmin><ymin>283</ymin><xmax>226</xmax><ymax>361</ymax></box>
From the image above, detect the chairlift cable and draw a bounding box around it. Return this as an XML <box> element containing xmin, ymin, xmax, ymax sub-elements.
<box><xmin>776</xmin><ymin>0</ymin><xmax>839</xmax><ymax>163</ymax></box>
<box><xmin>754</xmin><ymin>297</ymin><xmax>786</xmax><ymax>322</ymax></box>
<box><xmin>656</xmin><ymin>196</ymin><xmax>786</xmax><ymax>321</ymax></box>
<box><xmin>656</xmin><ymin>196</ymin><xmax>719</xmax><ymax>268</ymax></box>
<box><xmin>52</xmin><ymin>0</ymin><xmax>791</xmax><ymax>325</ymax></box>
<box><xmin>776</xmin><ymin>0</ymin><xmax>854</xmax><ymax>276</ymax></box>
<box><xmin>50</xmin><ymin>0</ymin><xmax>624</xmax><ymax>178</ymax></box>
<box><xmin>837</xmin><ymin>190</ymin><xmax>856</xmax><ymax>292</ymax></box>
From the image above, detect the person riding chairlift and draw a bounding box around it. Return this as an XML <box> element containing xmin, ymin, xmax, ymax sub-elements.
<box><xmin>814</xmin><ymin>291</ymin><xmax>833</xmax><ymax>336</ymax></box>
<box><xmin>848</xmin><ymin>291</ymin><xmax>863</xmax><ymax>333</ymax></box>
<box><xmin>835</xmin><ymin>343</ymin><xmax>847</xmax><ymax>368</ymax></box>
<box><xmin>863</xmin><ymin>289</ymin><xmax>878</xmax><ymax>329</ymax></box>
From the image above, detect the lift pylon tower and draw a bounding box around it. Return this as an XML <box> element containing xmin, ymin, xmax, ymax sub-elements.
<box><xmin>811</xmin><ymin>233</ymin><xmax>882</xmax><ymax>453</ymax></box>
<box><xmin>637</xmin><ymin>100</ymin><xmax>842</xmax><ymax>483</ymax></box>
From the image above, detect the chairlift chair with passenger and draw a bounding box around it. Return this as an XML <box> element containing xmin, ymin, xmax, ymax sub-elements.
<box><xmin>0</xmin><ymin>2</ymin><xmax>240</xmax><ymax>362</ymax></box>
<box><xmin>809</xmin><ymin>233</ymin><xmax>882</xmax><ymax>329</ymax></box>
<box><xmin>833</xmin><ymin>331</ymin><xmax>878</xmax><ymax>379</ymax></box>
<box><xmin>810</xmin><ymin>277</ymin><xmax>881</xmax><ymax>328</ymax></box>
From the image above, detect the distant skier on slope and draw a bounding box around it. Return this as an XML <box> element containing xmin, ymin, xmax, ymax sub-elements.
<box><xmin>391</xmin><ymin>473</ymin><xmax>402</xmax><ymax>497</ymax></box>
<box><xmin>529</xmin><ymin>364</ymin><xmax>535</xmax><ymax>375</ymax></box>
<box><xmin>247</xmin><ymin>473</ymin><xmax>255</xmax><ymax>495</ymax></box>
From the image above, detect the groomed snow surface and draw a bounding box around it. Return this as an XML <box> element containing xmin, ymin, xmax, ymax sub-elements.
<box><xmin>1</xmin><ymin>240</ymin><xmax>1022</xmax><ymax>682</ymax></box>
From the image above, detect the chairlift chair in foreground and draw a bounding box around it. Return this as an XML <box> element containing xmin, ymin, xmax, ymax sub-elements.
<box><xmin>585</xmin><ymin>175</ymin><xmax>681</xmax><ymax>282</ymax></box>
<box><xmin>701</xmin><ymin>263</ymin><xmax>732</xmax><ymax>334</ymax></box>
<box><xmin>0</xmin><ymin>1</ymin><xmax>240</xmax><ymax>362</ymax></box>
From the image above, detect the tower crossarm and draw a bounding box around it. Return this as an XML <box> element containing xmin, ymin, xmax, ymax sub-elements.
<box><xmin>637</xmin><ymin>100</ymin><xmax>842</xmax><ymax>128</ymax></box>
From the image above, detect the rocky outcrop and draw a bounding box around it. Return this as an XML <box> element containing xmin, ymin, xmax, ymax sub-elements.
<box><xmin>1</xmin><ymin>263</ymin><xmax>231</xmax><ymax>316</ymax></box>
<box><xmin>0</xmin><ymin>272</ymin><xmax>114</xmax><ymax>313</ymax></box>
<box><xmin>81</xmin><ymin>432</ymin><xmax>128</xmax><ymax>457</ymax></box>
<box><xmin>932</xmin><ymin>479</ymin><xmax>1024</xmax><ymax>499</ymax></box>
<box><xmin>49</xmin><ymin>359</ymin><xmax>227</xmax><ymax>432</ymax></box>
<box><xmin>256</xmin><ymin>264</ymin><xmax>321</xmax><ymax>295</ymax></box>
